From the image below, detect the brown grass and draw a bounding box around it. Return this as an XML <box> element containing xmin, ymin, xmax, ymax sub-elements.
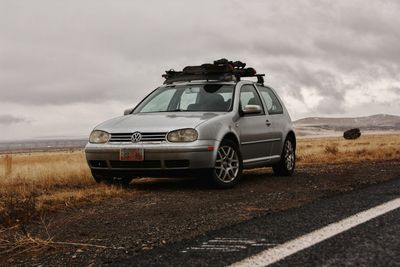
<box><xmin>0</xmin><ymin>134</ymin><xmax>399</xmax><ymax>226</ymax></box>
<box><xmin>296</xmin><ymin>133</ymin><xmax>400</xmax><ymax>165</ymax></box>
<box><xmin>324</xmin><ymin>143</ymin><xmax>339</xmax><ymax>155</ymax></box>
<box><xmin>0</xmin><ymin>150</ymin><xmax>133</xmax><ymax>226</ymax></box>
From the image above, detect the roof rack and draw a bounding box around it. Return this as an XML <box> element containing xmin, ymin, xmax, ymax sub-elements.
<box><xmin>162</xmin><ymin>59</ymin><xmax>265</xmax><ymax>85</ymax></box>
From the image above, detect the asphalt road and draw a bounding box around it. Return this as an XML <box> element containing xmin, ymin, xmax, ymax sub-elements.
<box><xmin>115</xmin><ymin>177</ymin><xmax>400</xmax><ymax>267</ymax></box>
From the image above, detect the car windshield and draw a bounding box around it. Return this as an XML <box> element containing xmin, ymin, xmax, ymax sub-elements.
<box><xmin>134</xmin><ymin>84</ymin><xmax>234</xmax><ymax>113</ymax></box>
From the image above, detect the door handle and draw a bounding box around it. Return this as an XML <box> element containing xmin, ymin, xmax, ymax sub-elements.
<box><xmin>266</xmin><ymin>120</ymin><xmax>271</xmax><ymax>126</ymax></box>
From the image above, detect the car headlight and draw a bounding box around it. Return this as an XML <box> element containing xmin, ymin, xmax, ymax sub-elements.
<box><xmin>89</xmin><ymin>130</ymin><xmax>110</xmax><ymax>144</ymax></box>
<box><xmin>167</xmin><ymin>128</ymin><xmax>198</xmax><ymax>142</ymax></box>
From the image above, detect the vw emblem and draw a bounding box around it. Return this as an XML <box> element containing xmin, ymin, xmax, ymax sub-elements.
<box><xmin>131</xmin><ymin>132</ymin><xmax>142</xmax><ymax>143</ymax></box>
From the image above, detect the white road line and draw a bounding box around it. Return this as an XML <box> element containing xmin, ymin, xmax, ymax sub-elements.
<box><xmin>230</xmin><ymin>197</ymin><xmax>400</xmax><ymax>267</ymax></box>
<box><xmin>181</xmin><ymin>237</ymin><xmax>275</xmax><ymax>253</ymax></box>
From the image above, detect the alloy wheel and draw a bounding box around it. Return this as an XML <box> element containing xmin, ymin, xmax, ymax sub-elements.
<box><xmin>215</xmin><ymin>145</ymin><xmax>240</xmax><ymax>183</ymax></box>
<box><xmin>284</xmin><ymin>140</ymin><xmax>295</xmax><ymax>171</ymax></box>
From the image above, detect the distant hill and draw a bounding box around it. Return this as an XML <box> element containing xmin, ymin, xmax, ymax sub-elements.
<box><xmin>294</xmin><ymin>114</ymin><xmax>400</xmax><ymax>136</ymax></box>
<box><xmin>0</xmin><ymin>138</ymin><xmax>87</xmax><ymax>153</ymax></box>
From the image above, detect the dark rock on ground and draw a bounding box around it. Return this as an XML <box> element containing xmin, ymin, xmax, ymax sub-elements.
<box><xmin>344</xmin><ymin>128</ymin><xmax>361</xmax><ymax>140</ymax></box>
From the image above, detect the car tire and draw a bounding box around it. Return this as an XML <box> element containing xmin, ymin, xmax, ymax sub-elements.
<box><xmin>210</xmin><ymin>139</ymin><xmax>243</xmax><ymax>189</ymax></box>
<box><xmin>92</xmin><ymin>173</ymin><xmax>132</xmax><ymax>187</ymax></box>
<box><xmin>272</xmin><ymin>136</ymin><xmax>296</xmax><ymax>176</ymax></box>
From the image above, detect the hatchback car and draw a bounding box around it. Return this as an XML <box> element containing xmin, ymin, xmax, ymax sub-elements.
<box><xmin>85</xmin><ymin>60</ymin><xmax>296</xmax><ymax>188</ymax></box>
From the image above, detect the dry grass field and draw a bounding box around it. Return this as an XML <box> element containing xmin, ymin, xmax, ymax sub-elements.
<box><xmin>0</xmin><ymin>150</ymin><xmax>133</xmax><ymax>226</ymax></box>
<box><xmin>296</xmin><ymin>133</ymin><xmax>400</xmax><ymax>164</ymax></box>
<box><xmin>0</xmin><ymin>134</ymin><xmax>399</xmax><ymax>227</ymax></box>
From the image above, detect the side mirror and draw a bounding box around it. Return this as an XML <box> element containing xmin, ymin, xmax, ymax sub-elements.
<box><xmin>123</xmin><ymin>108</ymin><xmax>133</xmax><ymax>116</ymax></box>
<box><xmin>242</xmin><ymin>105</ymin><xmax>262</xmax><ymax>115</ymax></box>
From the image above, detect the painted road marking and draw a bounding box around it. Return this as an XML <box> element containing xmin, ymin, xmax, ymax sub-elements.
<box><xmin>181</xmin><ymin>237</ymin><xmax>276</xmax><ymax>253</ymax></box>
<box><xmin>230</xmin><ymin>197</ymin><xmax>400</xmax><ymax>267</ymax></box>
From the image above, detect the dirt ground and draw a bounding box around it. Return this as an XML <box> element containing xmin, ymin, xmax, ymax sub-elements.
<box><xmin>1</xmin><ymin>160</ymin><xmax>399</xmax><ymax>266</ymax></box>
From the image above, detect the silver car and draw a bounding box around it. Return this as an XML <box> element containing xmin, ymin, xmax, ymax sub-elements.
<box><xmin>85</xmin><ymin>65</ymin><xmax>296</xmax><ymax>188</ymax></box>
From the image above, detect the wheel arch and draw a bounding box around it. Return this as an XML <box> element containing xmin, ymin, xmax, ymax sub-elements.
<box><xmin>221</xmin><ymin>132</ymin><xmax>240</xmax><ymax>146</ymax></box>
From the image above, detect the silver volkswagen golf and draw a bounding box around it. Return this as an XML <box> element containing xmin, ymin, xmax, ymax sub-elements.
<box><xmin>85</xmin><ymin>60</ymin><xmax>296</xmax><ymax>188</ymax></box>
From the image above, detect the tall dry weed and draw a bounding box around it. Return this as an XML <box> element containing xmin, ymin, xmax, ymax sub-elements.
<box><xmin>4</xmin><ymin>154</ymin><xmax>12</xmax><ymax>177</ymax></box>
<box><xmin>324</xmin><ymin>143</ymin><xmax>339</xmax><ymax>155</ymax></box>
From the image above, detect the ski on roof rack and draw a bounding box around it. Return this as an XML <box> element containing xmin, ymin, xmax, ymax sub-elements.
<box><xmin>162</xmin><ymin>59</ymin><xmax>265</xmax><ymax>85</ymax></box>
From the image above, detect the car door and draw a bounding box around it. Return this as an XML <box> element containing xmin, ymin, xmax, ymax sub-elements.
<box><xmin>238</xmin><ymin>84</ymin><xmax>273</xmax><ymax>163</ymax></box>
<box><xmin>256</xmin><ymin>85</ymin><xmax>285</xmax><ymax>157</ymax></box>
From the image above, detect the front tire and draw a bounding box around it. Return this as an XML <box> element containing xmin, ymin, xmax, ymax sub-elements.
<box><xmin>210</xmin><ymin>139</ymin><xmax>243</xmax><ymax>189</ymax></box>
<box><xmin>273</xmin><ymin>137</ymin><xmax>296</xmax><ymax>176</ymax></box>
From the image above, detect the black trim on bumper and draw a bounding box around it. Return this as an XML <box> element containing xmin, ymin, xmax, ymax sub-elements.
<box><xmin>91</xmin><ymin>168</ymin><xmax>211</xmax><ymax>178</ymax></box>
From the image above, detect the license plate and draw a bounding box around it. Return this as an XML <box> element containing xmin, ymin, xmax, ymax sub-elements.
<box><xmin>120</xmin><ymin>148</ymin><xmax>144</xmax><ymax>161</ymax></box>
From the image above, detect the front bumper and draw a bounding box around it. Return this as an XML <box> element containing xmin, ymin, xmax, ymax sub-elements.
<box><xmin>85</xmin><ymin>140</ymin><xmax>220</xmax><ymax>173</ymax></box>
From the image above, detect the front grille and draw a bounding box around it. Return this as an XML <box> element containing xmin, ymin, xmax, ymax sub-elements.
<box><xmin>89</xmin><ymin>160</ymin><xmax>108</xmax><ymax>168</ymax></box>
<box><xmin>109</xmin><ymin>160</ymin><xmax>162</xmax><ymax>169</ymax></box>
<box><xmin>165</xmin><ymin>160</ymin><xmax>190</xmax><ymax>168</ymax></box>
<box><xmin>109</xmin><ymin>132</ymin><xmax>167</xmax><ymax>143</ymax></box>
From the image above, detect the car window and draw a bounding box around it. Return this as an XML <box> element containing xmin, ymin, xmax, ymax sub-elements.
<box><xmin>239</xmin><ymin>84</ymin><xmax>264</xmax><ymax>114</ymax></box>
<box><xmin>134</xmin><ymin>84</ymin><xmax>234</xmax><ymax>113</ymax></box>
<box><xmin>140</xmin><ymin>88</ymin><xmax>176</xmax><ymax>112</ymax></box>
<box><xmin>180</xmin><ymin>87</ymin><xmax>200</xmax><ymax>109</ymax></box>
<box><xmin>258</xmin><ymin>86</ymin><xmax>283</xmax><ymax>115</ymax></box>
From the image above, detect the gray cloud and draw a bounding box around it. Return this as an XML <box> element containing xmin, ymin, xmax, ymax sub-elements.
<box><xmin>0</xmin><ymin>114</ymin><xmax>29</xmax><ymax>125</ymax></box>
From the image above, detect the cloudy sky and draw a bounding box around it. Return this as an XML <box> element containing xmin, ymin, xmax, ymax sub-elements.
<box><xmin>1</xmin><ymin>0</ymin><xmax>399</xmax><ymax>140</ymax></box>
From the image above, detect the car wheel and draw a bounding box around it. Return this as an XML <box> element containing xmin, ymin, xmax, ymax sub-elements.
<box><xmin>273</xmin><ymin>136</ymin><xmax>295</xmax><ymax>176</ymax></box>
<box><xmin>210</xmin><ymin>139</ymin><xmax>243</xmax><ymax>188</ymax></box>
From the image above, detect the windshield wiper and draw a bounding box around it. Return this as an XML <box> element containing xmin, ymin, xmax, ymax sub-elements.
<box><xmin>157</xmin><ymin>109</ymin><xmax>185</xmax><ymax>112</ymax></box>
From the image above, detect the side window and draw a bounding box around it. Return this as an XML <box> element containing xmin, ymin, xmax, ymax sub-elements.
<box><xmin>258</xmin><ymin>86</ymin><xmax>283</xmax><ymax>115</ymax></box>
<box><xmin>239</xmin><ymin>84</ymin><xmax>264</xmax><ymax>114</ymax></box>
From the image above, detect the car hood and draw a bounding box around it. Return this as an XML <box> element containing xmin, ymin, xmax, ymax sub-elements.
<box><xmin>95</xmin><ymin>112</ymin><xmax>223</xmax><ymax>133</ymax></box>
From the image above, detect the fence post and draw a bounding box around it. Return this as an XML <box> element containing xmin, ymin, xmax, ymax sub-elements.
<box><xmin>4</xmin><ymin>154</ymin><xmax>12</xmax><ymax>177</ymax></box>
